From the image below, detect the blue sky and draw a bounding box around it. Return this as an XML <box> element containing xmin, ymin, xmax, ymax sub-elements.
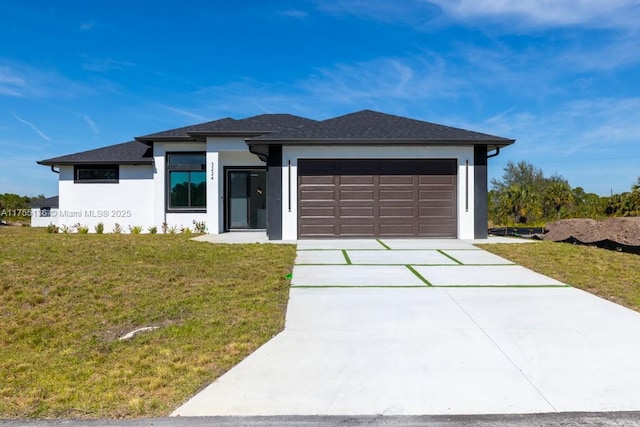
<box><xmin>2</xmin><ymin>0</ymin><xmax>640</xmax><ymax>197</ymax></box>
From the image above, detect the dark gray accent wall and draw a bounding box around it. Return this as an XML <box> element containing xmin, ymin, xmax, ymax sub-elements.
<box><xmin>474</xmin><ymin>145</ymin><xmax>488</xmax><ymax>239</ymax></box>
<box><xmin>266</xmin><ymin>145</ymin><xmax>283</xmax><ymax>240</ymax></box>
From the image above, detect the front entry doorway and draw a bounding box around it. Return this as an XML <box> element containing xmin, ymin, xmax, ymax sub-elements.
<box><xmin>226</xmin><ymin>168</ymin><xmax>267</xmax><ymax>230</ymax></box>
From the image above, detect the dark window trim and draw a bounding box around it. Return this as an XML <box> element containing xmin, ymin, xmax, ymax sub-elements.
<box><xmin>166</xmin><ymin>152</ymin><xmax>207</xmax><ymax>213</ymax></box>
<box><xmin>74</xmin><ymin>164</ymin><xmax>119</xmax><ymax>183</ymax></box>
<box><xmin>223</xmin><ymin>166</ymin><xmax>267</xmax><ymax>231</ymax></box>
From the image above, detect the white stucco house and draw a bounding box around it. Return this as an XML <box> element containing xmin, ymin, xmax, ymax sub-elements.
<box><xmin>29</xmin><ymin>195</ymin><xmax>59</xmax><ymax>227</ymax></box>
<box><xmin>38</xmin><ymin>110</ymin><xmax>514</xmax><ymax>239</ymax></box>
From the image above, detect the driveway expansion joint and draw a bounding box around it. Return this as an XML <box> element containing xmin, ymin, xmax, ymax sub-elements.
<box><xmin>443</xmin><ymin>289</ymin><xmax>558</xmax><ymax>412</ymax></box>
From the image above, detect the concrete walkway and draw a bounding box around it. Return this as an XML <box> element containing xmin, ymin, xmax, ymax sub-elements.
<box><xmin>173</xmin><ymin>239</ymin><xmax>640</xmax><ymax>416</ymax></box>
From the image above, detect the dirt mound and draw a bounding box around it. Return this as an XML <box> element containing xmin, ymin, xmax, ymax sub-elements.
<box><xmin>544</xmin><ymin>217</ymin><xmax>640</xmax><ymax>246</ymax></box>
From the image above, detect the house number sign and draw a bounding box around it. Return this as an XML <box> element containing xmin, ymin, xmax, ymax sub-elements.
<box><xmin>210</xmin><ymin>162</ymin><xmax>215</xmax><ymax>181</ymax></box>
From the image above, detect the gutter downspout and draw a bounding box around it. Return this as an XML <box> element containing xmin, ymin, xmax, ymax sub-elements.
<box><xmin>487</xmin><ymin>146</ymin><xmax>500</xmax><ymax>159</ymax></box>
<box><xmin>50</xmin><ymin>166</ymin><xmax>60</xmax><ymax>174</ymax></box>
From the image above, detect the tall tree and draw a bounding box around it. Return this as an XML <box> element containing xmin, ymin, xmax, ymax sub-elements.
<box><xmin>543</xmin><ymin>181</ymin><xmax>574</xmax><ymax>219</ymax></box>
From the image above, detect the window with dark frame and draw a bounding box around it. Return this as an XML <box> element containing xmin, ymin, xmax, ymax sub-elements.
<box><xmin>167</xmin><ymin>153</ymin><xmax>206</xmax><ymax>211</ymax></box>
<box><xmin>74</xmin><ymin>165</ymin><xmax>119</xmax><ymax>183</ymax></box>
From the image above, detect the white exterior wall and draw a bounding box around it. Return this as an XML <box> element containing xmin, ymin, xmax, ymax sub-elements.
<box><xmin>281</xmin><ymin>145</ymin><xmax>476</xmax><ymax>240</ymax></box>
<box><xmin>57</xmin><ymin>164</ymin><xmax>154</xmax><ymax>232</ymax></box>
<box><xmin>152</xmin><ymin>138</ymin><xmax>263</xmax><ymax>234</ymax></box>
<box><xmin>206</xmin><ymin>137</ymin><xmax>265</xmax><ymax>233</ymax></box>
<box><xmin>30</xmin><ymin>208</ymin><xmax>59</xmax><ymax>227</ymax></box>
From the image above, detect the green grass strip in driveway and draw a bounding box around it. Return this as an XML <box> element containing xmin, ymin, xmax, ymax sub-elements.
<box><xmin>290</xmin><ymin>285</ymin><xmax>429</xmax><ymax>288</ymax></box>
<box><xmin>433</xmin><ymin>284</ymin><xmax>571</xmax><ymax>288</ymax></box>
<box><xmin>437</xmin><ymin>249</ymin><xmax>463</xmax><ymax>265</ymax></box>
<box><xmin>342</xmin><ymin>250</ymin><xmax>352</xmax><ymax>265</ymax></box>
<box><xmin>376</xmin><ymin>239</ymin><xmax>392</xmax><ymax>250</ymax></box>
<box><xmin>405</xmin><ymin>265</ymin><xmax>433</xmax><ymax>286</ymax></box>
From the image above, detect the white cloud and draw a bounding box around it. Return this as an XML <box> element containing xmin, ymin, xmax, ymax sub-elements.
<box><xmin>79</xmin><ymin>22</ymin><xmax>95</xmax><ymax>31</ymax></box>
<box><xmin>82</xmin><ymin>56</ymin><xmax>135</xmax><ymax>72</ymax></box>
<box><xmin>0</xmin><ymin>66</ymin><xmax>28</xmax><ymax>97</ymax></box>
<box><xmin>158</xmin><ymin>105</ymin><xmax>207</xmax><ymax>122</ymax></box>
<box><xmin>314</xmin><ymin>0</ymin><xmax>436</xmax><ymax>25</ymax></box>
<box><xmin>279</xmin><ymin>9</ymin><xmax>309</xmax><ymax>18</ymax></box>
<box><xmin>12</xmin><ymin>113</ymin><xmax>51</xmax><ymax>141</ymax></box>
<box><xmin>80</xmin><ymin>114</ymin><xmax>98</xmax><ymax>134</ymax></box>
<box><xmin>426</xmin><ymin>0</ymin><xmax>640</xmax><ymax>29</ymax></box>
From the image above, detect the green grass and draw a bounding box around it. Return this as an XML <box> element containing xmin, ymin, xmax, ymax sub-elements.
<box><xmin>0</xmin><ymin>227</ymin><xmax>296</xmax><ymax>419</ymax></box>
<box><xmin>479</xmin><ymin>241</ymin><xmax>640</xmax><ymax>311</ymax></box>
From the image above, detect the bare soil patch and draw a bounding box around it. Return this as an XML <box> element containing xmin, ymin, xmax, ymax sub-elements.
<box><xmin>544</xmin><ymin>217</ymin><xmax>640</xmax><ymax>246</ymax></box>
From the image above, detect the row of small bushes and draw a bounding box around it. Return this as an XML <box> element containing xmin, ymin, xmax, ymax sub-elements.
<box><xmin>46</xmin><ymin>221</ymin><xmax>207</xmax><ymax>235</ymax></box>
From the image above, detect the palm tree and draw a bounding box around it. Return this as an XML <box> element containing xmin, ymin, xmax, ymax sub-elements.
<box><xmin>499</xmin><ymin>185</ymin><xmax>541</xmax><ymax>224</ymax></box>
<box><xmin>543</xmin><ymin>181</ymin><xmax>574</xmax><ymax>219</ymax></box>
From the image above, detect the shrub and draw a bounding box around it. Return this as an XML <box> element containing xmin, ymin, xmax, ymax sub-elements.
<box><xmin>129</xmin><ymin>225</ymin><xmax>143</xmax><ymax>234</ymax></box>
<box><xmin>95</xmin><ymin>222</ymin><xmax>104</xmax><ymax>234</ymax></box>
<box><xmin>112</xmin><ymin>223</ymin><xmax>122</xmax><ymax>234</ymax></box>
<box><xmin>60</xmin><ymin>225</ymin><xmax>71</xmax><ymax>234</ymax></box>
<box><xmin>181</xmin><ymin>227</ymin><xmax>192</xmax><ymax>236</ymax></box>
<box><xmin>193</xmin><ymin>220</ymin><xmax>207</xmax><ymax>234</ymax></box>
<box><xmin>45</xmin><ymin>223</ymin><xmax>59</xmax><ymax>234</ymax></box>
<box><xmin>147</xmin><ymin>226</ymin><xmax>157</xmax><ymax>234</ymax></box>
<box><xmin>161</xmin><ymin>222</ymin><xmax>168</xmax><ymax>234</ymax></box>
<box><xmin>77</xmin><ymin>224</ymin><xmax>90</xmax><ymax>234</ymax></box>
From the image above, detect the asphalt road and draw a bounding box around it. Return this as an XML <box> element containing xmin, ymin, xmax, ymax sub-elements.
<box><xmin>2</xmin><ymin>413</ymin><xmax>640</xmax><ymax>427</ymax></box>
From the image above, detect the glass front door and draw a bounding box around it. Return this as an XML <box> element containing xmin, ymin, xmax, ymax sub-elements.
<box><xmin>226</xmin><ymin>169</ymin><xmax>267</xmax><ymax>230</ymax></box>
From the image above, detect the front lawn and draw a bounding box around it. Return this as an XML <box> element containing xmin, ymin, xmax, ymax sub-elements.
<box><xmin>479</xmin><ymin>241</ymin><xmax>640</xmax><ymax>311</ymax></box>
<box><xmin>0</xmin><ymin>227</ymin><xmax>296</xmax><ymax>418</ymax></box>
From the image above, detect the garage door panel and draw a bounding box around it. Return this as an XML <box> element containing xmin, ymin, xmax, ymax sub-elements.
<box><xmin>379</xmin><ymin>206</ymin><xmax>415</xmax><ymax>217</ymax></box>
<box><xmin>419</xmin><ymin>190</ymin><xmax>456</xmax><ymax>201</ymax></box>
<box><xmin>420</xmin><ymin>206</ymin><xmax>456</xmax><ymax>217</ymax></box>
<box><xmin>299</xmin><ymin>206</ymin><xmax>336</xmax><ymax>217</ymax></box>
<box><xmin>299</xmin><ymin>225</ymin><xmax>336</xmax><ymax>237</ymax></box>
<box><xmin>340</xmin><ymin>206</ymin><xmax>375</xmax><ymax>217</ymax></box>
<box><xmin>298</xmin><ymin>159</ymin><xmax>457</xmax><ymax>238</ymax></box>
<box><xmin>420</xmin><ymin>223</ymin><xmax>456</xmax><ymax>235</ymax></box>
<box><xmin>300</xmin><ymin>175</ymin><xmax>335</xmax><ymax>185</ymax></box>
<box><xmin>339</xmin><ymin>190</ymin><xmax>374</xmax><ymax>200</ymax></box>
<box><xmin>419</xmin><ymin>175</ymin><xmax>456</xmax><ymax>185</ymax></box>
<box><xmin>379</xmin><ymin>190</ymin><xmax>414</xmax><ymax>200</ymax></box>
<box><xmin>340</xmin><ymin>175</ymin><xmax>375</xmax><ymax>184</ymax></box>
<box><xmin>379</xmin><ymin>224</ymin><xmax>415</xmax><ymax>235</ymax></box>
<box><xmin>379</xmin><ymin>175</ymin><xmax>414</xmax><ymax>185</ymax></box>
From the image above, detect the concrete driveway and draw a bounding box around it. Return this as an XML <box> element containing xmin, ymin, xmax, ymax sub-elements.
<box><xmin>173</xmin><ymin>239</ymin><xmax>640</xmax><ymax>416</ymax></box>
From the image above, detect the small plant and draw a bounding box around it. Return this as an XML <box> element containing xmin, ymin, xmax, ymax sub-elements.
<box><xmin>167</xmin><ymin>225</ymin><xmax>178</xmax><ymax>234</ymax></box>
<box><xmin>60</xmin><ymin>225</ymin><xmax>71</xmax><ymax>234</ymax></box>
<box><xmin>193</xmin><ymin>220</ymin><xmax>207</xmax><ymax>234</ymax></box>
<box><xmin>95</xmin><ymin>222</ymin><xmax>104</xmax><ymax>234</ymax></box>
<box><xmin>77</xmin><ymin>224</ymin><xmax>90</xmax><ymax>234</ymax></box>
<box><xmin>45</xmin><ymin>223</ymin><xmax>59</xmax><ymax>234</ymax></box>
<box><xmin>161</xmin><ymin>222</ymin><xmax>169</xmax><ymax>234</ymax></box>
<box><xmin>147</xmin><ymin>225</ymin><xmax>157</xmax><ymax>234</ymax></box>
<box><xmin>113</xmin><ymin>223</ymin><xmax>122</xmax><ymax>234</ymax></box>
<box><xmin>129</xmin><ymin>225</ymin><xmax>143</xmax><ymax>234</ymax></box>
<box><xmin>181</xmin><ymin>227</ymin><xmax>192</xmax><ymax>236</ymax></box>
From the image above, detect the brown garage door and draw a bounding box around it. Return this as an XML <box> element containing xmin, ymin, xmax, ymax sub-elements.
<box><xmin>298</xmin><ymin>159</ymin><xmax>457</xmax><ymax>238</ymax></box>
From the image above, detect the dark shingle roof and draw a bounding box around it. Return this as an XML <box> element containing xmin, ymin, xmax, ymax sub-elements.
<box><xmin>38</xmin><ymin>111</ymin><xmax>514</xmax><ymax>166</ymax></box>
<box><xmin>30</xmin><ymin>196</ymin><xmax>59</xmax><ymax>208</ymax></box>
<box><xmin>137</xmin><ymin>114</ymin><xmax>317</xmax><ymax>140</ymax></box>
<box><xmin>135</xmin><ymin>117</ymin><xmax>237</xmax><ymax>140</ymax></box>
<box><xmin>251</xmin><ymin>110</ymin><xmax>514</xmax><ymax>145</ymax></box>
<box><xmin>38</xmin><ymin>140</ymin><xmax>153</xmax><ymax>166</ymax></box>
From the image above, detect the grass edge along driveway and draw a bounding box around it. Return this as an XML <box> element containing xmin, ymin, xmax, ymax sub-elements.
<box><xmin>0</xmin><ymin>227</ymin><xmax>296</xmax><ymax>419</ymax></box>
<box><xmin>479</xmin><ymin>240</ymin><xmax>640</xmax><ymax>312</ymax></box>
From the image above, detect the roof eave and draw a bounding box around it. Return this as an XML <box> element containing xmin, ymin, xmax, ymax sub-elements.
<box><xmin>247</xmin><ymin>138</ymin><xmax>515</xmax><ymax>147</ymax></box>
<box><xmin>37</xmin><ymin>160</ymin><xmax>153</xmax><ymax>166</ymax></box>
